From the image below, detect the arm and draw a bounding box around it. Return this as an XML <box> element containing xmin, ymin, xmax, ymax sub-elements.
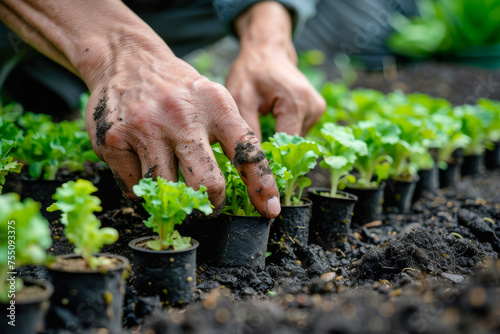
<box><xmin>225</xmin><ymin>1</ymin><xmax>326</xmax><ymax>139</ymax></box>
<box><xmin>0</xmin><ymin>0</ymin><xmax>281</xmax><ymax>218</ymax></box>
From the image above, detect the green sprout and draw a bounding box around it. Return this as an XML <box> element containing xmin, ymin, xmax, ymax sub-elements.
<box><xmin>348</xmin><ymin>120</ymin><xmax>394</xmax><ymax>188</ymax></box>
<box><xmin>262</xmin><ymin>133</ymin><xmax>319</xmax><ymax>205</ymax></box>
<box><xmin>47</xmin><ymin>179</ymin><xmax>118</xmax><ymax>268</ymax></box>
<box><xmin>315</xmin><ymin>123</ymin><xmax>367</xmax><ymax>197</ymax></box>
<box><xmin>13</xmin><ymin>120</ymin><xmax>100</xmax><ymax>180</ymax></box>
<box><xmin>212</xmin><ymin>144</ymin><xmax>259</xmax><ymax>216</ymax></box>
<box><xmin>133</xmin><ymin>177</ymin><xmax>213</xmax><ymax>251</ymax></box>
<box><xmin>0</xmin><ymin>140</ymin><xmax>23</xmax><ymax>194</ymax></box>
<box><xmin>0</xmin><ymin>193</ymin><xmax>52</xmax><ymax>302</ymax></box>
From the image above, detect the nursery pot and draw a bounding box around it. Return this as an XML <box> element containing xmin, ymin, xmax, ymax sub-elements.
<box><xmin>181</xmin><ymin>214</ymin><xmax>272</xmax><ymax>268</ymax></box>
<box><xmin>461</xmin><ymin>154</ymin><xmax>484</xmax><ymax>177</ymax></box>
<box><xmin>413</xmin><ymin>165</ymin><xmax>439</xmax><ymax>203</ymax></box>
<box><xmin>129</xmin><ymin>237</ymin><xmax>198</xmax><ymax>306</ymax></box>
<box><xmin>383</xmin><ymin>176</ymin><xmax>419</xmax><ymax>214</ymax></box>
<box><xmin>45</xmin><ymin>253</ymin><xmax>129</xmax><ymax>333</ymax></box>
<box><xmin>307</xmin><ymin>188</ymin><xmax>358</xmax><ymax>247</ymax></box>
<box><xmin>1</xmin><ymin>279</ymin><xmax>53</xmax><ymax>334</ymax></box>
<box><xmin>345</xmin><ymin>183</ymin><xmax>385</xmax><ymax>227</ymax></box>
<box><xmin>439</xmin><ymin>161</ymin><xmax>462</xmax><ymax>188</ymax></box>
<box><xmin>270</xmin><ymin>198</ymin><xmax>312</xmax><ymax>246</ymax></box>
<box><xmin>485</xmin><ymin>142</ymin><xmax>500</xmax><ymax>169</ymax></box>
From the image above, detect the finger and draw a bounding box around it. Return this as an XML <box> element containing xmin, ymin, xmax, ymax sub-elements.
<box><xmin>175</xmin><ymin>135</ymin><xmax>226</xmax><ymax>211</ymax></box>
<box><xmin>215</xmin><ymin>115</ymin><xmax>280</xmax><ymax>219</ymax></box>
<box><xmin>273</xmin><ymin>96</ymin><xmax>304</xmax><ymax>136</ymax></box>
<box><xmin>226</xmin><ymin>82</ymin><xmax>263</xmax><ymax>141</ymax></box>
<box><xmin>301</xmin><ymin>90</ymin><xmax>327</xmax><ymax>137</ymax></box>
<box><xmin>136</xmin><ymin>140</ymin><xmax>179</xmax><ymax>182</ymax></box>
<box><xmin>101</xmin><ymin>147</ymin><xmax>142</xmax><ymax>199</ymax></box>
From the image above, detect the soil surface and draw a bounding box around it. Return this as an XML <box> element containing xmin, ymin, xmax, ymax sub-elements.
<box><xmin>15</xmin><ymin>61</ymin><xmax>500</xmax><ymax>333</ymax></box>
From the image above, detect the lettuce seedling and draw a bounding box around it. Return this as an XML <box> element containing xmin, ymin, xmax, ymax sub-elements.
<box><xmin>383</xmin><ymin>116</ymin><xmax>427</xmax><ymax>180</ymax></box>
<box><xmin>13</xmin><ymin>120</ymin><xmax>99</xmax><ymax>180</ymax></box>
<box><xmin>0</xmin><ymin>100</ymin><xmax>24</xmax><ymax>123</ymax></box>
<box><xmin>478</xmin><ymin>98</ymin><xmax>500</xmax><ymax>149</ymax></box>
<box><xmin>348</xmin><ymin>120</ymin><xmax>394</xmax><ymax>188</ymax></box>
<box><xmin>431</xmin><ymin>113</ymin><xmax>471</xmax><ymax>168</ymax></box>
<box><xmin>133</xmin><ymin>177</ymin><xmax>213</xmax><ymax>251</ymax></box>
<box><xmin>315</xmin><ymin>123</ymin><xmax>367</xmax><ymax>197</ymax></box>
<box><xmin>453</xmin><ymin>105</ymin><xmax>494</xmax><ymax>156</ymax></box>
<box><xmin>0</xmin><ymin>193</ymin><xmax>51</xmax><ymax>302</ymax></box>
<box><xmin>262</xmin><ymin>133</ymin><xmax>320</xmax><ymax>205</ymax></box>
<box><xmin>47</xmin><ymin>179</ymin><xmax>118</xmax><ymax>268</ymax></box>
<box><xmin>0</xmin><ymin>117</ymin><xmax>23</xmax><ymax>143</ymax></box>
<box><xmin>16</xmin><ymin>111</ymin><xmax>56</xmax><ymax>134</ymax></box>
<box><xmin>212</xmin><ymin>144</ymin><xmax>260</xmax><ymax>216</ymax></box>
<box><xmin>0</xmin><ymin>140</ymin><xmax>23</xmax><ymax>193</ymax></box>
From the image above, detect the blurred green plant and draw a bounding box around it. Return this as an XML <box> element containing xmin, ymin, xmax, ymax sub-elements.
<box><xmin>388</xmin><ymin>0</ymin><xmax>500</xmax><ymax>59</ymax></box>
<box><xmin>0</xmin><ymin>140</ymin><xmax>23</xmax><ymax>194</ymax></box>
<box><xmin>0</xmin><ymin>193</ymin><xmax>51</xmax><ymax>302</ymax></box>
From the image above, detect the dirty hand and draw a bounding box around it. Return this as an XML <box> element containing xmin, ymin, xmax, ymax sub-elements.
<box><xmin>226</xmin><ymin>2</ymin><xmax>326</xmax><ymax>140</ymax></box>
<box><xmin>84</xmin><ymin>45</ymin><xmax>280</xmax><ymax>218</ymax></box>
<box><xmin>0</xmin><ymin>0</ymin><xmax>280</xmax><ymax>218</ymax></box>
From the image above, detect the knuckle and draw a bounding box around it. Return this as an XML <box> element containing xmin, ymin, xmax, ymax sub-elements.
<box><xmin>101</xmin><ymin>127</ymin><xmax>126</xmax><ymax>149</ymax></box>
<box><xmin>203</xmin><ymin>178</ymin><xmax>226</xmax><ymax>201</ymax></box>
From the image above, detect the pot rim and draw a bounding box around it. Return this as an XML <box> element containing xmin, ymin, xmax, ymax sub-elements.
<box><xmin>129</xmin><ymin>236</ymin><xmax>199</xmax><ymax>254</ymax></box>
<box><xmin>47</xmin><ymin>253</ymin><xmax>129</xmax><ymax>274</ymax></box>
<box><xmin>0</xmin><ymin>278</ymin><xmax>54</xmax><ymax>305</ymax></box>
<box><xmin>280</xmin><ymin>197</ymin><xmax>313</xmax><ymax>208</ymax></box>
<box><xmin>308</xmin><ymin>187</ymin><xmax>359</xmax><ymax>201</ymax></box>
<box><xmin>344</xmin><ymin>181</ymin><xmax>387</xmax><ymax>192</ymax></box>
<box><xmin>218</xmin><ymin>213</ymin><xmax>274</xmax><ymax>224</ymax></box>
<box><xmin>388</xmin><ymin>174</ymin><xmax>421</xmax><ymax>184</ymax></box>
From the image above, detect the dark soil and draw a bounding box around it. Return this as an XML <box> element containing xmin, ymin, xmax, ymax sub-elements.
<box><xmin>15</xmin><ymin>61</ymin><xmax>500</xmax><ymax>333</ymax></box>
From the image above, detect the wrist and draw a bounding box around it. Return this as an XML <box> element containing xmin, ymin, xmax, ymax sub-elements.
<box><xmin>235</xmin><ymin>1</ymin><xmax>296</xmax><ymax>63</ymax></box>
<box><xmin>67</xmin><ymin>10</ymin><xmax>174</xmax><ymax>91</ymax></box>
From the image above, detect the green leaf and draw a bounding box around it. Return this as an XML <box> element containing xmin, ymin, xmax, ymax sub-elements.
<box><xmin>48</xmin><ymin>179</ymin><xmax>117</xmax><ymax>268</ymax></box>
<box><xmin>0</xmin><ymin>193</ymin><xmax>51</xmax><ymax>302</ymax></box>
<box><xmin>263</xmin><ymin>133</ymin><xmax>319</xmax><ymax>206</ymax></box>
<box><xmin>133</xmin><ymin>177</ymin><xmax>213</xmax><ymax>250</ymax></box>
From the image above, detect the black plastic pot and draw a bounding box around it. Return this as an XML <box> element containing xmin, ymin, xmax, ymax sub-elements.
<box><xmin>307</xmin><ymin>188</ymin><xmax>358</xmax><ymax>247</ymax></box>
<box><xmin>129</xmin><ymin>237</ymin><xmax>198</xmax><ymax>306</ymax></box>
<box><xmin>461</xmin><ymin>154</ymin><xmax>484</xmax><ymax>177</ymax></box>
<box><xmin>45</xmin><ymin>253</ymin><xmax>129</xmax><ymax>333</ymax></box>
<box><xmin>439</xmin><ymin>162</ymin><xmax>462</xmax><ymax>188</ymax></box>
<box><xmin>413</xmin><ymin>165</ymin><xmax>439</xmax><ymax>203</ymax></box>
<box><xmin>1</xmin><ymin>279</ymin><xmax>53</xmax><ymax>334</ymax></box>
<box><xmin>180</xmin><ymin>214</ymin><xmax>272</xmax><ymax>268</ymax></box>
<box><xmin>383</xmin><ymin>176</ymin><xmax>419</xmax><ymax>214</ymax></box>
<box><xmin>345</xmin><ymin>183</ymin><xmax>385</xmax><ymax>227</ymax></box>
<box><xmin>485</xmin><ymin>142</ymin><xmax>500</xmax><ymax>169</ymax></box>
<box><xmin>270</xmin><ymin>198</ymin><xmax>312</xmax><ymax>245</ymax></box>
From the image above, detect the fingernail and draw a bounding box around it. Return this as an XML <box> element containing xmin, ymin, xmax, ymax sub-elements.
<box><xmin>266</xmin><ymin>196</ymin><xmax>281</xmax><ymax>218</ymax></box>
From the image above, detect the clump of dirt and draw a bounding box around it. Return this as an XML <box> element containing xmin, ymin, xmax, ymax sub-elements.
<box><xmin>141</xmin><ymin>259</ymin><xmax>500</xmax><ymax>334</ymax></box>
<box><xmin>351</xmin><ymin>229</ymin><xmax>494</xmax><ymax>285</ymax></box>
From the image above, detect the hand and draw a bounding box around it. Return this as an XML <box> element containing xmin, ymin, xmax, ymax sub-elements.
<box><xmin>226</xmin><ymin>2</ymin><xmax>326</xmax><ymax>140</ymax></box>
<box><xmin>84</xmin><ymin>43</ymin><xmax>281</xmax><ymax>218</ymax></box>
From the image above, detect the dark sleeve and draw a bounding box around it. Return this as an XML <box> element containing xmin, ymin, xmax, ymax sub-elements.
<box><xmin>212</xmin><ymin>0</ymin><xmax>317</xmax><ymax>37</ymax></box>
